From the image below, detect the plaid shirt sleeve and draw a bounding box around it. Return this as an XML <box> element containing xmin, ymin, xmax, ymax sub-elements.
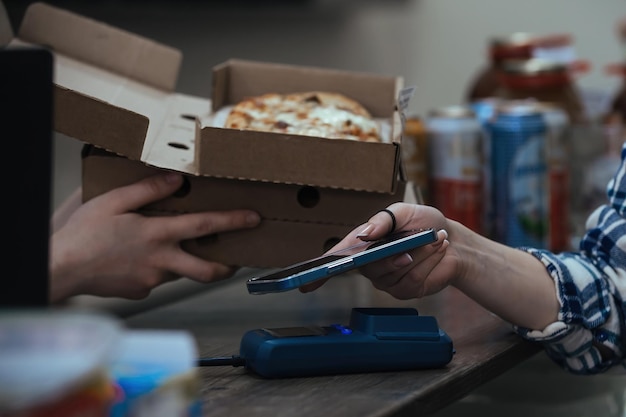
<box><xmin>513</xmin><ymin>143</ymin><xmax>626</xmax><ymax>374</ymax></box>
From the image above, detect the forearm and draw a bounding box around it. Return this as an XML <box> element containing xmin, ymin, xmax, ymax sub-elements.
<box><xmin>51</xmin><ymin>187</ymin><xmax>82</xmax><ymax>234</ymax></box>
<box><xmin>49</xmin><ymin>239</ymin><xmax>80</xmax><ymax>303</ymax></box>
<box><xmin>48</xmin><ymin>228</ymin><xmax>93</xmax><ymax>304</ymax></box>
<box><xmin>448</xmin><ymin>220</ymin><xmax>560</xmax><ymax>330</ymax></box>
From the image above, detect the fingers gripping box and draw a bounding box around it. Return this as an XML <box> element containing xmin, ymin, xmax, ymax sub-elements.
<box><xmin>11</xmin><ymin>2</ymin><xmax>410</xmax><ymax>268</ymax></box>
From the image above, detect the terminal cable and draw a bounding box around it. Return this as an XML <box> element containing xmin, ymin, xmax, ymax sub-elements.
<box><xmin>197</xmin><ymin>355</ymin><xmax>246</xmax><ymax>368</ymax></box>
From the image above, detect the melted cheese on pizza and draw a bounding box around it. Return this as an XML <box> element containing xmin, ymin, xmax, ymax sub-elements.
<box><xmin>224</xmin><ymin>92</ymin><xmax>382</xmax><ymax>142</ymax></box>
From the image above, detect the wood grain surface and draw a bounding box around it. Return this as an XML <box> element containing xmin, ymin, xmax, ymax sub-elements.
<box><xmin>125</xmin><ymin>270</ymin><xmax>541</xmax><ymax>417</ymax></box>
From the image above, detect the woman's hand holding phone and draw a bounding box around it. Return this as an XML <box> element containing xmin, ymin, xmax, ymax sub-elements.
<box><xmin>298</xmin><ymin>204</ymin><xmax>451</xmax><ymax>294</ymax></box>
<box><xmin>246</xmin><ymin>228</ymin><xmax>441</xmax><ymax>295</ymax></box>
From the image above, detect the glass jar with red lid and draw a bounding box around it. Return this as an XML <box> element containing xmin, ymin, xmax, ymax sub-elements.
<box><xmin>495</xmin><ymin>58</ymin><xmax>587</xmax><ymax>124</ymax></box>
<box><xmin>466</xmin><ymin>32</ymin><xmax>536</xmax><ymax>102</ymax></box>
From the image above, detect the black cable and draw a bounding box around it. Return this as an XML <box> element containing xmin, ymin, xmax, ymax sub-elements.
<box><xmin>197</xmin><ymin>355</ymin><xmax>247</xmax><ymax>367</ymax></box>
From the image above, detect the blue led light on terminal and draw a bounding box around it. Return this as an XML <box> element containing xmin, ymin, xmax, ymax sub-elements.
<box><xmin>331</xmin><ymin>324</ymin><xmax>353</xmax><ymax>335</ymax></box>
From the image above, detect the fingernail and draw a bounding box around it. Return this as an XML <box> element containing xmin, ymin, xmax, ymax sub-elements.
<box><xmin>357</xmin><ymin>224</ymin><xmax>374</xmax><ymax>237</ymax></box>
<box><xmin>440</xmin><ymin>229</ymin><xmax>448</xmax><ymax>240</ymax></box>
<box><xmin>164</xmin><ymin>172</ymin><xmax>182</xmax><ymax>183</ymax></box>
<box><xmin>392</xmin><ymin>253</ymin><xmax>413</xmax><ymax>267</ymax></box>
<box><xmin>246</xmin><ymin>212</ymin><xmax>261</xmax><ymax>226</ymax></box>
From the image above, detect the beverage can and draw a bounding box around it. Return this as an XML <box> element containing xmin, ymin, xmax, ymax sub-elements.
<box><xmin>538</xmin><ymin>103</ymin><xmax>571</xmax><ymax>251</ymax></box>
<box><xmin>489</xmin><ymin>102</ymin><xmax>550</xmax><ymax>248</ymax></box>
<box><xmin>427</xmin><ymin>105</ymin><xmax>484</xmax><ymax>234</ymax></box>
<box><xmin>402</xmin><ymin>116</ymin><xmax>430</xmax><ymax>204</ymax></box>
<box><xmin>470</xmin><ymin>97</ymin><xmax>503</xmax><ymax>239</ymax></box>
<box><xmin>470</xmin><ymin>97</ymin><xmax>502</xmax><ymax>125</ymax></box>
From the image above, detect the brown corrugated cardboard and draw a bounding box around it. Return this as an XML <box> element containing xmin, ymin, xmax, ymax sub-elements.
<box><xmin>82</xmin><ymin>147</ymin><xmax>407</xmax><ymax>267</ymax></box>
<box><xmin>204</xmin><ymin>59</ymin><xmax>404</xmax><ymax>193</ymax></box>
<box><xmin>12</xmin><ymin>2</ymin><xmax>409</xmax><ymax>268</ymax></box>
<box><xmin>16</xmin><ymin>2</ymin><xmax>186</xmax><ymax>164</ymax></box>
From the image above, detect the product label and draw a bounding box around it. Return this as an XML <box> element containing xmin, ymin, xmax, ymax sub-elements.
<box><xmin>429</xmin><ymin>123</ymin><xmax>484</xmax><ymax>234</ymax></box>
<box><xmin>532</xmin><ymin>45</ymin><xmax>577</xmax><ymax>64</ymax></box>
<box><xmin>430</xmin><ymin>131</ymin><xmax>482</xmax><ymax>181</ymax></box>
<box><xmin>508</xmin><ymin>135</ymin><xmax>548</xmax><ymax>247</ymax></box>
<box><xmin>546</xmin><ymin>126</ymin><xmax>569</xmax><ymax>251</ymax></box>
<box><xmin>430</xmin><ymin>178</ymin><xmax>483</xmax><ymax>234</ymax></box>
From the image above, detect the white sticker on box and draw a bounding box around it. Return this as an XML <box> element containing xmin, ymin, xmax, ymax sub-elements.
<box><xmin>397</xmin><ymin>86</ymin><xmax>417</xmax><ymax>130</ymax></box>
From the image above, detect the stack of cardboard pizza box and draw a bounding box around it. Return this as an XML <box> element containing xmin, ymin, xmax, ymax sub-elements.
<box><xmin>8</xmin><ymin>2</ymin><xmax>411</xmax><ymax>268</ymax></box>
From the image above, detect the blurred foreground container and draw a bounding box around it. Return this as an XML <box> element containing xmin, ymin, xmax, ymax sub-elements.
<box><xmin>0</xmin><ymin>310</ymin><xmax>122</xmax><ymax>417</ymax></box>
<box><xmin>0</xmin><ymin>310</ymin><xmax>202</xmax><ymax>417</ymax></box>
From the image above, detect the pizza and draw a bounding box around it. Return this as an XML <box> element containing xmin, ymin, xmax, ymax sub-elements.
<box><xmin>224</xmin><ymin>91</ymin><xmax>382</xmax><ymax>142</ymax></box>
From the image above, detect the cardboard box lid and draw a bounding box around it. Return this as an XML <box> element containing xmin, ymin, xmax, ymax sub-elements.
<box><xmin>18</xmin><ymin>2</ymin><xmax>181</xmax><ymax>92</ymax></box>
<box><xmin>14</xmin><ymin>2</ymin><xmax>405</xmax><ymax>193</ymax></box>
<box><xmin>11</xmin><ymin>2</ymin><xmax>192</xmax><ymax>170</ymax></box>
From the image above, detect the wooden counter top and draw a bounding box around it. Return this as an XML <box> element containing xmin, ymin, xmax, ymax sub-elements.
<box><xmin>125</xmin><ymin>270</ymin><xmax>541</xmax><ymax>417</ymax></box>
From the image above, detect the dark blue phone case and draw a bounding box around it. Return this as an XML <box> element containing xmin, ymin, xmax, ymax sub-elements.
<box><xmin>246</xmin><ymin>229</ymin><xmax>437</xmax><ymax>294</ymax></box>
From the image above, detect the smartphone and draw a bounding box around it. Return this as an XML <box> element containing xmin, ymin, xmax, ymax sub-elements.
<box><xmin>246</xmin><ymin>228</ymin><xmax>438</xmax><ymax>295</ymax></box>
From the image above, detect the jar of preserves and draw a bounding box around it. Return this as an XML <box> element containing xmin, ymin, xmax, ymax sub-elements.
<box><xmin>495</xmin><ymin>58</ymin><xmax>587</xmax><ymax>125</ymax></box>
<box><xmin>466</xmin><ymin>32</ymin><xmax>535</xmax><ymax>102</ymax></box>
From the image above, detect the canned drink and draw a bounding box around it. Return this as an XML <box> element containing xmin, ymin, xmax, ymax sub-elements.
<box><xmin>470</xmin><ymin>97</ymin><xmax>502</xmax><ymax>239</ymax></box>
<box><xmin>489</xmin><ymin>102</ymin><xmax>550</xmax><ymax>248</ymax></box>
<box><xmin>402</xmin><ymin>116</ymin><xmax>430</xmax><ymax>204</ymax></box>
<box><xmin>427</xmin><ymin>105</ymin><xmax>484</xmax><ymax>234</ymax></box>
<box><xmin>470</xmin><ymin>97</ymin><xmax>502</xmax><ymax>125</ymax></box>
<box><xmin>538</xmin><ymin>103</ymin><xmax>571</xmax><ymax>251</ymax></box>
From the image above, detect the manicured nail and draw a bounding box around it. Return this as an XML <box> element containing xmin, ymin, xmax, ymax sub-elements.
<box><xmin>246</xmin><ymin>212</ymin><xmax>261</xmax><ymax>226</ymax></box>
<box><xmin>392</xmin><ymin>253</ymin><xmax>413</xmax><ymax>267</ymax></box>
<box><xmin>439</xmin><ymin>229</ymin><xmax>448</xmax><ymax>240</ymax></box>
<box><xmin>357</xmin><ymin>224</ymin><xmax>374</xmax><ymax>237</ymax></box>
<box><xmin>164</xmin><ymin>172</ymin><xmax>182</xmax><ymax>183</ymax></box>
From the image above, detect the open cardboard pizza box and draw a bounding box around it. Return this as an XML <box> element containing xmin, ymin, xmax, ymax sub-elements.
<box><xmin>8</xmin><ymin>2</ymin><xmax>412</xmax><ymax>268</ymax></box>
